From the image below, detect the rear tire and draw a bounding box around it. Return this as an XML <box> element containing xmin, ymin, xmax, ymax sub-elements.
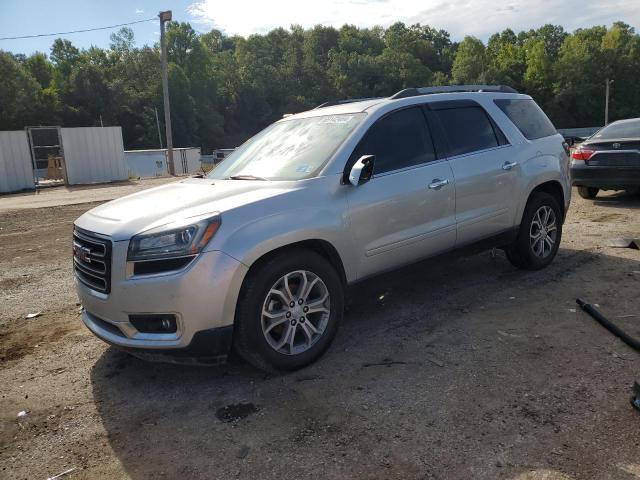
<box><xmin>577</xmin><ymin>186</ymin><xmax>599</xmax><ymax>199</ymax></box>
<box><xmin>233</xmin><ymin>248</ymin><xmax>344</xmax><ymax>372</ymax></box>
<box><xmin>506</xmin><ymin>192</ymin><xmax>562</xmax><ymax>270</ymax></box>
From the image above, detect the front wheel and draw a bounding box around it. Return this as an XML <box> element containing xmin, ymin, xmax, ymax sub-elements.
<box><xmin>577</xmin><ymin>186</ymin><xmax>599</xmax><ymax>199</ymax></box>
<box><xmin>233</xmin><ymin>248</ymin><xmax>344</xmax><ymax>372</ymax></box>
<box><xmin>506</xmin><ymin>192</ymin><xmax>562</xmax><ymax>270</ymax></box>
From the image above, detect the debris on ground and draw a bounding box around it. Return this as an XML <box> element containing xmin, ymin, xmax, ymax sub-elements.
<box><xmin>236</xmin><ymin>445</ymin><xmax>251</xmax><ymax>459</ymax></box>
<box><xmin>215</xmin><ymin>403</ymin><xmax>258</xmax><ymax>423</ymax></box>
<box><xmin>425</xmin><ymin>355</ymin><xmax>445</xmax><ymax>367</ymax></box>
<box><xmin>632</xmin><ymin>382</ymin><xmax>640</xmax><ymax>413</ymax></box>
<box><xmin>608</xmin><ymin>238</ymin><xmax>640</xmax><ymax>249</ymax></box>
<box><xmin>498</xmin><ymin>330</ymin><xmax>522</xmax><ymax>338</ymax></box>
<box><xmin>17</xmin><ymin>410</ymin><xmax>27</xmax><ymax>418</ymax></box>
<box><xmin>25</xmin><ymin>312</ymin><xmax>41</xmax><ymax>319</ymax></box>
<box><xmin>576</xmin><ymin>298</ymin><xmax>640</xmax><ymax>350</ymax></box>
<box><xmin>46</xmin><ymin>467</ymin><xmax>77</xmax><ymax>480</ymax></box>
<box><xmin>362</xmin><ymin>358</ymin><xmax>409</xmax><ymax>367</ymax></box>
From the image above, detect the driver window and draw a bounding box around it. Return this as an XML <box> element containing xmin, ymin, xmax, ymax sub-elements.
<box><xmin>353</xmin><ymin>107</ymin><xmax>436</xmax><ymax>175</ymax></box>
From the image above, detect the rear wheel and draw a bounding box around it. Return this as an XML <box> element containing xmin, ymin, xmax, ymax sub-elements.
<box><xmin>233</xmin><ymin>248</ymin><xmax>343</xmax><ymax>372</ymax></box>
<box><xmin>577</xmin><ymin>186</ymin><xmax>599</xmax><ymax>199</ymax></box>
<box><xmin>506</xmin><ymin>192</ymin><xmax>562</xmax><ymax>270</ymax></box>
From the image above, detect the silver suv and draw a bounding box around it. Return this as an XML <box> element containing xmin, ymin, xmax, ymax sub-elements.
<box><xmin>73</xmin><ymin>85</ymin><xmax>571</xmax><ymax>371</ymax></box>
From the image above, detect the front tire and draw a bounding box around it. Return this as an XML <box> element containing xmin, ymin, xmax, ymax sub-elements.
<box><xmin>577</xmin><ymin>186</ymin><xmax>599</xmax><ymax>199</ymax></box>
<box><xmin>233</xmin><ymin>248</ymin><xmax>344</xmax><ymax>372</ymax></box>
<box><xmin>506</xmin><ymin>192</ymin><xmax>562</xmax><ymax>270</ymax></box>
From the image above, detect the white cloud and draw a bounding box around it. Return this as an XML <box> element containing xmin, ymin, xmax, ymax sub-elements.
<box><xmin>135</xmin><ymin>8</ymin><xmax>144</xmax><ymax>14</ymax></box>
<box><xmin>187</xmin><ymin>0</ymin><xmax>639</xmax><ymax>40</ymax></box>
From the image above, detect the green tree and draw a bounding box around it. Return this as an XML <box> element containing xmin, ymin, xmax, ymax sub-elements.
<box><xmin>110</xmin><ymin>27</ymin><xmax>135</xmax><ymax>52</ymax></box>
<box><xmin>25</xmin><ymin>52</ymin><xmax>53</xmax><ymax>88</ymax></box>
<box><xmin>451</xmin><ymin>36</ymin><xmax>487</xmax><ymax>83</ymax></box>
<box><xmin>1</xmin><ymin>21</ymin><xmax>639</xmax><ymax>147</ymax></box>
<box><xmin>167</xmin><ymin>63</ymin><xmax>197</xmax><ymax>146</ymax></box>
<box><xmin>0</xmin><ymin>52</ymin><xmax>43</xmax><ymax>129</ymax></box>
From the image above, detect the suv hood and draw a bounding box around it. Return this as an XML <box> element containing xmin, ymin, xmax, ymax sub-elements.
<box><xmin>74</xmin><ymin>178</ymin><xmax>293</xmax><ymax>241</ymax></box>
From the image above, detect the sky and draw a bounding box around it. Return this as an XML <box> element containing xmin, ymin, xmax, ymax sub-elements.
<box><xmin>1</xmin><ymin>0</ymin><xmax>639</xmax><ymax>55</ymax></box>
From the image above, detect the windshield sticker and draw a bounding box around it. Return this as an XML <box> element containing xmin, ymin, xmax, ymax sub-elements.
<box><xmin>296</xmin><ymin>164</ymin><xmax>312</xmax><ymax>173</ymax></box>
<box><xmin>320</xmin><ymin>115</ymin><xmax>355</xmax><ymax>124</ymax></box>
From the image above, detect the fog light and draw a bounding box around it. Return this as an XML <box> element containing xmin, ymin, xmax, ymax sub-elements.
<box><xmin>129</xmin><ymin>314</ymin><xmax>177</xmax><ymax>333</ymax></box>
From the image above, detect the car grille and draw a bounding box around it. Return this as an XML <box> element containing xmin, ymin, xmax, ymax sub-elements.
<box><xmin>588</xmin><ymin>151</ymin><xmax>640</xmax><ymax>167</ymax></box>
<box><xmin>73</xmin><ymin>228</ymin><xmax>112</xmax><ymax>294</ymax></box>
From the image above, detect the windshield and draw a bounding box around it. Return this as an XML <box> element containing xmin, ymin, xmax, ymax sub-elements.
<box><xmin>592</xmin><ymin>119</ymin><xmax>640</xmax><ymax>139</ymax></box>
<box><xmin>208</xmin><ymin>113</ymin><xmax>366</xmax><ymax>181</ymax></box>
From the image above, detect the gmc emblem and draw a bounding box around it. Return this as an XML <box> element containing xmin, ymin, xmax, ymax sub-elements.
<box><xmin>73</xmin><ymin>244</ymin><xmax>92</xmax><ymax>263</ymax></box>
<box><xmin>612</xmin><ymin>142</ymin><xmax>621</xmax><ymax>149</ymax></box>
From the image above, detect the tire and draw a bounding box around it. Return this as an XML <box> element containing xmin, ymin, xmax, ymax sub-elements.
<box><xmin>577</xmin><ymin>186</ymin><xmax>599</xmax><ymax>199</ymax></box>
<box><xmin>233</xmin><ymin>248</ymin><xmax>344</xmax><ymax>372</ymax></box>
<box><xmin>506</xmin><ymin>191</ymin><xmax>562</xmax><ymax>270</ymax></box>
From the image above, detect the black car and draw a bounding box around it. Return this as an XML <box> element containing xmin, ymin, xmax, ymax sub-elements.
<box><xmin>570</xmin><ymin>118</ymin><xmax>640</xmax><ymax>199</ymax></box>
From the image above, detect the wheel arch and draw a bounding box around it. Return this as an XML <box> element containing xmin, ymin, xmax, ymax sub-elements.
<box><xmin>531</xmin><ymin>180</ymin><xmax>565</xmax><ymax>218</ymax></box>
<box><xmin>231</xmin><ymin>239</ymin><xmax>348</xmax><ymax>346</ymax></box>
<box><xmin>518</xmin><ymin>180</ymin><xmax>566</xmax><ymax>226</ymax></box>
<box><xmin>242</xmin><ymin>239</ymin><xmax>348</xmax><ymax>290</ymax></box>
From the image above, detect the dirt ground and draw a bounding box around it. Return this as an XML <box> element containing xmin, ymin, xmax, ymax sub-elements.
<box><xmin>1</xmin><ymin>184</ymin><xmax>639</xmax><ymax>480</ymax></box>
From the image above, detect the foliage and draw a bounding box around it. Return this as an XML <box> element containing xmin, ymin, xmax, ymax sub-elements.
<box><xmin>1</xmin><ymin>22</ymin><xmax>639</xmax><ymax>150</ymax></box>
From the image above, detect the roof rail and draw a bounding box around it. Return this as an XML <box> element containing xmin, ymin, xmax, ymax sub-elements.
<box><xmin>314</xmin><ymin>97</ymin><xmax>381</xmax><ymax>109</ymax></box>
<box><xmin>390</xmin><ymin>85</ymin><xmax>518</xmax><ymax>100</ymax></box>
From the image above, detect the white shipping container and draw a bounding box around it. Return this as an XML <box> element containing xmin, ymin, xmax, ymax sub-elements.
<box><xmin>61</xmin><ymin>127</ymin><xmax>128</xmax><ymax>185</ymax></box>
<box><xmin>0</xmin><ymin>131</ymin><xmax>35</xmax><ymax>193</ymax></box>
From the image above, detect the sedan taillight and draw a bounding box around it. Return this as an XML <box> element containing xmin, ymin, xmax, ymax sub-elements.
<box><xmin>571</xmin><ymin>147</ymin><xmax>595</xmax><ymax>161</ymax></box>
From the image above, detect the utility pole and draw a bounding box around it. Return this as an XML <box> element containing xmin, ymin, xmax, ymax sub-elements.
<box><xmin>159</xmin><ymin>10</ymin><xmax>175</xmax><ymax>175</ymax></box>
<box><xmin>604</xmin><ymin>78</ymin><xmax>613</xmax><ymax>126</ymax></box>
<box><xmin>154</xmin><ymin>107</ymin><xmax>163</xmax><ymax>149</ymax></box>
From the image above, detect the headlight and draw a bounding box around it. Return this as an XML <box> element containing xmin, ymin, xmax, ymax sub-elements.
<box><xmin>127</xmin><ymin>216</ymin><xmax>221</xmax><ymax>261</ymax></box>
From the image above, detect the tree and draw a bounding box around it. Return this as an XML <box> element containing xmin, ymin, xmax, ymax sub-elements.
<box><xmin>50</xmin><ymin>39</ymin><xmax>80</xmax><ymax>76</ymax></box>
<box><xmin>451</xmin><ymin>36</ymin><xmax>486</xmax><ymax>84</ymax></box>
<box><xmin>25</xmin><ymin>52</ymin><xmax>53</xmax><ymax>88</ymax></box>
<box><xmin>167</xmin><ymin>63</ymin><xmax>197</xmax><ymax>146</ymax></box>
<box><xmin>110</xmin><ymin>27</ymin><xmax>135</xmax><ymax>52</ymax></box>
<box><xmin>0</xmin><ymin>52</ymin><xmax>45</xmax><ymax>129</ymax></box>
<box><xmin>1</xmin><ymin>21</ymin><xmax>639</xmax><ymax>146</ymax></box>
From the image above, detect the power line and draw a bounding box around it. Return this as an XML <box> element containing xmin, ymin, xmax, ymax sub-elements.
<box><xmin>0</xmin><ymin>18</ymin><xmax>156</xmax><ymax>41</ymax></box>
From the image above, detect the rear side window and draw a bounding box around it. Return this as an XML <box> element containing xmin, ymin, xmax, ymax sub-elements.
<box><xmin>434</xmin><ymin>107</ymin><xmax>499</xmax><ymax>157</ymax></box>
<box><xmin>494</xmin><ymin>98</ymin><xmax>557</xmax><ymax>140</ymax></box>
<box><xmin>355</xmin><ymin>107</ymin><xmax>436</xmax><ymax>174</ymax></box>
<box><xmin>591</xmin><ymin>119</ymin><xmax>640</xmax><ymax>139</ymax></box>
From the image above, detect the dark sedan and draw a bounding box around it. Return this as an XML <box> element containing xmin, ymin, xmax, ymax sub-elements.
<box><xmin>570</xmin><ymin>118</ymin><xmax>640</xmax><ymax>199</ymax></box>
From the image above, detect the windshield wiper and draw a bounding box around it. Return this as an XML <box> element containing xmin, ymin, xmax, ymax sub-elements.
<box><xmin>227</xmin><ymin>175</ymin><xmax>268</xmax><ymax>181</ymax></box>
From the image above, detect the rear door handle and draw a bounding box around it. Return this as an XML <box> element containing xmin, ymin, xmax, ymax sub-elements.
<box><xmin>428</xmin><ymin>178</ymin><xmax>450</xmax><ymax>190</ymax></box>
<box><xmin>502</xmin><ymin>161</ymin><xmax>518</xmax><ymax>171</ymax></box>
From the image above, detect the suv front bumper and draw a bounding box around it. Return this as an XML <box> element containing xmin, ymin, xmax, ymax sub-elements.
<box><xmin>76</xmin><ymin>247</ymin><xmax>248</xmax><ymax>359</ymax></box>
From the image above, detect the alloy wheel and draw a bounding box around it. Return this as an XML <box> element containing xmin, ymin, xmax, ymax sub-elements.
<box><xmin>529</xmin><ymin>205</ymin><xmax>557</xmax><ymax>258</ymax></box>
<box><xmin>261</xmin><ymin>270</ymin><xmax>330</xmax><ymax>355</ymax></box>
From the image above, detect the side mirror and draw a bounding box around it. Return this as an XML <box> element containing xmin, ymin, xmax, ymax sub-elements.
<box><xmin>348</xmin><ymin>155</ymin><xmax>375</xmax><ymax>186</ymax></box>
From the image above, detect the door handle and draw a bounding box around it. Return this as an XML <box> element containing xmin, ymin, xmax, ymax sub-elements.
<box><xmin>428</xmin><ymin>178</ymin><xmax>450</xmax><ymax>190</ymax></box>
<box><xmin>502</xmin><ymin>161</ymin><xmax>518</xmax><ymax>171</ymax></box>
